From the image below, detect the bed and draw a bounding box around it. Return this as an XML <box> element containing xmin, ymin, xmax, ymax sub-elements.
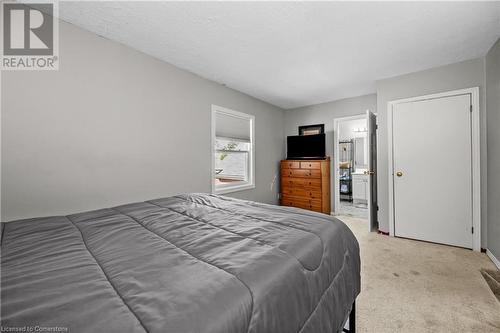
<box><xmin>1</xmin><ymin>193</ymin><xmax>360</xmax><ymax>333</ymax></box>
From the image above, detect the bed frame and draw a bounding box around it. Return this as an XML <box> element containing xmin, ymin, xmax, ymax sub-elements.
<box><xmin>342</xmin><ymin>301</ymin><xmax>356</xmax><ymax>333</ymax></box>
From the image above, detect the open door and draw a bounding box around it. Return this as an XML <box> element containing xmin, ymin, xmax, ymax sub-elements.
<box><xmin>366</xmin><ymin>110</ymin><xmax>378</xmax><ymax>232</ymax></box>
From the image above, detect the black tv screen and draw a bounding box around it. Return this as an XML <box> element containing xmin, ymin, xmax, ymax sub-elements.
<box><xmin>287</xmin><ymin>134</ymin><xmax>326</xmax><ymax>159</ymax></box>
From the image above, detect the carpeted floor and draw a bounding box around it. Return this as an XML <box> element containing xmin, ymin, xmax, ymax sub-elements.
<box><xmin>339</xmin><ymin>201</ymin><xmax>368</xmax><ymax>219</ymax></box>
<box><xmin>338</xmin><ymin>215</ymin><xmax>500</xmax><ymax>333</ymax></box>
<box><xmin>481</xmin><ymin>269</ymin><xmax>500</xmax><ymax>302</ymax></box>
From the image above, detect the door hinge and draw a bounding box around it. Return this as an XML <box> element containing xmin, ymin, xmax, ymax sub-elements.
<box><xmin>470</xmin><ymin>105</ymin><xmax>473</xmax><ymax>112</ymax></box>
<box><xmin>472</xmin><ymin>227</ymin><xmax>474</xmax><ymax>234</ymax></box>
<box><xmin>376</xmin><ymin>205</ymin><xmax>379</xmax><ymax>211</ymax></box>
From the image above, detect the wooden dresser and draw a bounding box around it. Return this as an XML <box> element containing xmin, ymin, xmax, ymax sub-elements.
<box><xmin>280</xmin><ymin>158</ymin><xmax>331</xmax><ymax>214</ymax></box>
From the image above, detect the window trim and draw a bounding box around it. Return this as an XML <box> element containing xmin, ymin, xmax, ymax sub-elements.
<box><xmin>211</xmin><ymin>105</ymin><xmax>255</xmax><ymax>195</ymax></box>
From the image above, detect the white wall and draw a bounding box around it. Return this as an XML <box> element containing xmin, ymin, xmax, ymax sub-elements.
<box><xmin>284</xmin><ymin>94</ymin><xmax>377</xmax><ymax>212</ymax></box>
<box><xmin>1</xmin><ymin>21</ymin><xmax>285</xmax><ymax>222</ymax></box>
<box><xmin>376</xmin><ymin>58</ymin><xmax>487</xmax><ymax>245</ymax></box>
<box><xmin>486</xmin><ymin>38</ymin><xmax>500</xmax><ymax>261</ymax></box>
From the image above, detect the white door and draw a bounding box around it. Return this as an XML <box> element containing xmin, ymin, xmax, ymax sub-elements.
<box><xmin>366</xmin><ymin>110</ymin><xmax>377</xmax><ymax>232</ymax></box>
<box><xmin>392</xmin><ymin>94</ymin><xmax>473</xmax><ymax>248</ymax></box>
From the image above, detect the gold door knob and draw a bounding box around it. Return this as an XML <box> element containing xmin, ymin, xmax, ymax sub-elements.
<box><xmin>396</xmin><ymin>171</ymin><xmax>403</xmax><ymax>177</ymax></box>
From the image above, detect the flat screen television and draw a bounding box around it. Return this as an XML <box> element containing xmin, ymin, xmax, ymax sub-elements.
<box><xmin>287</xmin><ymin>134</ymin><xmax>326</xmax><ymax>160</ymax></box>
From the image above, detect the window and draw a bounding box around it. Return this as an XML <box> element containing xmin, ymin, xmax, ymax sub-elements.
<box><xmin>212</xmin><ymin>105</ymin><xmax>255</xmax><ymax>194</ymax></box>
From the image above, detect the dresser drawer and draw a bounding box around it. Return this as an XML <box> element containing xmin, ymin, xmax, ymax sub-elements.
<box><xmin>283</xmin><ymin>169</ymin><xmax>321</xmax><ymax>178</ymax></box>
<box><xmin>281</xmin><ymin>161</ymin><xmax>300</xmax><ymax>169</ymax></box>
<box><xmin>281</xmin><ymin>177</ymin><xmax>321</xmax><ymax>189</ymax></box>
<box><xmin>279</xmin><ymin>158</ymin><xmax>330</xmax><ymax>214</ymax></box>
<box><xmin>281</xmin><ymin>187</ymin><xmax>322</xmax><ymax>199</ymax></box>
<box><xmin>300</xmin><ymin>161</ymin><xmax>321</xmax><ymax>169</ymax></box>
<box><xmin>281</xmin><ymin>195</ymin><xmax>322</xmax><ymax>211</ymax></box>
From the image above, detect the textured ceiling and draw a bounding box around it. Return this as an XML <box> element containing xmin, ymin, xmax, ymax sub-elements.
<box><xmin>58</xmin><ymin>2</ymin><xmax>500</xmax><ymax>109</ymax></box>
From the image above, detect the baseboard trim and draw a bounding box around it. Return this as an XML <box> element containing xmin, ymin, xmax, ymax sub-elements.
<box><xmin>486</xmin><ymin>250</ymin><xmax>500</xmax><ymax>270</ymax></box>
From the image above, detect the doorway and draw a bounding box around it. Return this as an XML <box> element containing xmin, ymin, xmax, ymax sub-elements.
<box><xmin>333</xmin><ymin>111</ymin><xmax>378</xmax><ymax>232</ymax></box>
<box><xmin>388</xmin><ymin>88</ymin><xmax>481</xmax><ymax>251</ymax></box>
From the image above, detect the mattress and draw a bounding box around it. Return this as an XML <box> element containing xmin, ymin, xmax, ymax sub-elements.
<box><xmin>1</xmin><ymin>193</ymin><xmax>360</xmax><ymax>333</ymax></box>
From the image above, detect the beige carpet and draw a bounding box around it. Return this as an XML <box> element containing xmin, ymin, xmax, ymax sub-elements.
<box><xmin>481</xmin><ymin>269</ymin><xmax>500</xmax><ymax>302</ymax></box>
<box><xmin>338</xmin><ymin>215</ymin><xmax>500</xmax><ymax>333</ymax></box>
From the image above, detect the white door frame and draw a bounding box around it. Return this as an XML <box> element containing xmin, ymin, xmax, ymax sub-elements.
<box><xmin>333</xmin><ymin>113</ymin><xmax>373</xmax><ymax>232</ymax></box>
<box><xmin>387</xmin><ymin>87</ymin><xmax>481</xmax><ymax>251</ymax></box>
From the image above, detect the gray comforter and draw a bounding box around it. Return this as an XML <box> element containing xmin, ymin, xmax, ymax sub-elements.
<box><xmin>1</xmin><ymin>193</ymin><xmax>360</xmax><ymax>333</ymax></box>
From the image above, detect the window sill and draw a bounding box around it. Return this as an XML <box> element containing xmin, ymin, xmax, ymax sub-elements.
<box><xmin>213</xmin><ymin>183</ymin><xmax>255</xmax><ymax>195</ymax></box>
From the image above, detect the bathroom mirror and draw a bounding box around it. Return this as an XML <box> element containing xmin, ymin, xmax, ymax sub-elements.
<box><xmin>354</xmin><ymin>137</ymin><xmax>367</xmax><ymax>170</ymax></box>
